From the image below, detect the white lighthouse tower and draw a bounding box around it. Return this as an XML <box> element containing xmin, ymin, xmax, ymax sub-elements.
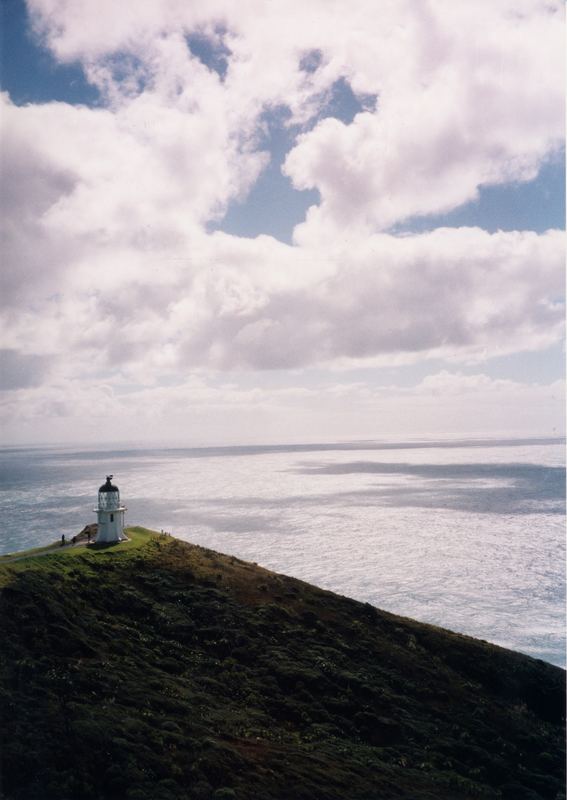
<box><xmin>95</xmin><ymin>475</ymin><xmax>127</xmax><ymax>543</ymax></box>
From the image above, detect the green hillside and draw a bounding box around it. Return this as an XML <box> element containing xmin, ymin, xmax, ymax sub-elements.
<box><xmin>0</xmin><ymin>528</ymin><xmax>564</xmax><ymax>800</ymax></box>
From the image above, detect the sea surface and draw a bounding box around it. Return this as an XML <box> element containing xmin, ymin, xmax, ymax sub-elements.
<box><xmin>0</xmin><ymin>437</ymin><xmax>565</xmax><ymax>667</ymax></box>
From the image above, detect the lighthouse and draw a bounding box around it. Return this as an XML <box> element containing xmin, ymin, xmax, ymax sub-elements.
<box><xmin>95</xmin><ymin>475</ymin><xmax>127</xmax><ymax>543</ymax></box>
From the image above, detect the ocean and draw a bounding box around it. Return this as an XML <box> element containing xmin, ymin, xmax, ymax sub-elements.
<box><xmin>1</xmin><ymin>437</ymin><xmax>564</xmax><ymax>667</ymax></box>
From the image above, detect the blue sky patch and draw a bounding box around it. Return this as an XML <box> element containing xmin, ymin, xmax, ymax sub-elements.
<box><xmin>392</xmin><ymin>154</ymin><xmax>566</xmax><ymax>235</ymax></box>
<box><xmin>0</xmin><ymin>0</ymin><xmax>100</xmax><ymax>106</ymax></box>
<box><xmin>186</xmin><ymin>31</ymin><xmax>230</xmax><ymax>80</ymax></box>
<box><xmin>316</xmin><ymin>76</ymin><xmax>377</xmax><ymax>124</ymax></box>
<box><xmin>211</xmin><ymin>106</ymin><xmax>319</xmax><ymax>243</ymax></box>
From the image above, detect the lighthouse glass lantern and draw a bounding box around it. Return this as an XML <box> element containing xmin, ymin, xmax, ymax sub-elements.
<box><xmin>95</xmin><ymin>475</ymin><xmax>126</xmax><ymax>543</ymax></box>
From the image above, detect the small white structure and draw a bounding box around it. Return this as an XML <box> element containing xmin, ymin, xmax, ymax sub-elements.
<box><xmin>94</xmin><ymin>475</ymin><xmax>127</xmax><ymax>543</ymax></box>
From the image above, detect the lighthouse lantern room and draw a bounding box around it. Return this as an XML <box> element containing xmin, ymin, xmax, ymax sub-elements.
<box><xmin>95</xmin><ymin>475</ymin><xmax>126</xmax><ymax>543</ymax></box>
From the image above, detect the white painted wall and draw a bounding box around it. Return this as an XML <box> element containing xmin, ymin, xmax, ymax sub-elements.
<box><xmin>96</xmin><ymin>507</ymin><xmax>125</xmax><ymax>542</ymax></box>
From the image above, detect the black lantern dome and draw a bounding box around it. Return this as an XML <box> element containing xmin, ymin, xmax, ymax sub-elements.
<box><xmin>99</xmin><ymin>475</ymin><xmax>119</xmax><ymax>493</ymax></box>
<box><xmin>98</xmin><ymin>475</ymin><xmax>121</xmax><ymax>510</ymax></box>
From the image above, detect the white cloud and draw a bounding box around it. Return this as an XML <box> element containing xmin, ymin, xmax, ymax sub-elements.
<box><xmin>284</xmin><ymin>1</ymin><xmax>564</xmax><ymax>238</ymax></box>
<box><xmin>26</xmin><ymin>0</ymin><xmax>565</xmax><ymax>235</ymax></box>
<box><xmin>1</xmin><ymin>371</ymin><xmax>563</xmax><ymax>445</ymax></box>
<box><xmin>0</xmin><ymin>1</ymin><xmax>564</xmax><ymax>440</ymax></box>
<box><xmin>2</xmin><ymin>204</ymin><xmax>563</xmax><ymax>376</ymax></box>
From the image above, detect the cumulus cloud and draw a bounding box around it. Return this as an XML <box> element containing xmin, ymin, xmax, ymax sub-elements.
<box><xmin>285</xmin><ymin>1</ymin><xmax>565</xmax><ymax>237</ymax></box>
<box><xmin>26</xmin><ymin>0</ymin><xmax>564</xmax><ymax>234</ymax></box>
<box><xmin>0</xmin><ymin>0</ymin><xmax>564</xmax><ymax>440</ymax></box>
<box><xmin>2</xmin><ymin>222</ymin><xmax>562</xmax><ymax>376</ymax></box>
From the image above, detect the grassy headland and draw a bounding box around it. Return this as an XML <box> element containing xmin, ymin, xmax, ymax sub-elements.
<box><xmin>1</xmin><ymin>528</ymin><xmax>564</xmax><ymax>800</ymax></box>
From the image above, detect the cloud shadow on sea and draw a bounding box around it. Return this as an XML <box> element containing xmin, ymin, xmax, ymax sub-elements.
<box><xmin>132</xmin><ymin>460</ymin><xmax>565</xmax><ymax>533</ymax></box>
<box><xmin>131</xmin><ymin>461</ymin><xmax>565</xmax><ymax>528</ymax></box>
<box><xmin>289</xmin><ymin>461</ymin><xmax>566</xmax><ymax>515</ymax></box>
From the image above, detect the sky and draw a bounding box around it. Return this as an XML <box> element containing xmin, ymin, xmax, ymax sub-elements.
<box><xmin>0</xmin><ymin>0</ymin><xmax>565</xmax><ymax>446</ymax></box>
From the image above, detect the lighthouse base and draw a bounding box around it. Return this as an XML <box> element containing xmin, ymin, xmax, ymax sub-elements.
<box><xmin>95</xmin><ymin>507</ymin><xmax>126</xmax><ymax>543</ymax></box>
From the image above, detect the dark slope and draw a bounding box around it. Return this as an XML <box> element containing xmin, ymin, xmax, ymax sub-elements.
<box><xmin>1</xmin><ymin>529</ymin><xmax>564</xmax><ymax>800</ymax></box>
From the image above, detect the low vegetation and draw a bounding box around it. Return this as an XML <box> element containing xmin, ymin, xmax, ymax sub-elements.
<box><xmin>1</xmin><ymin>528</ymin><xmax>564</xmax><ymax>799</ymax></box>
